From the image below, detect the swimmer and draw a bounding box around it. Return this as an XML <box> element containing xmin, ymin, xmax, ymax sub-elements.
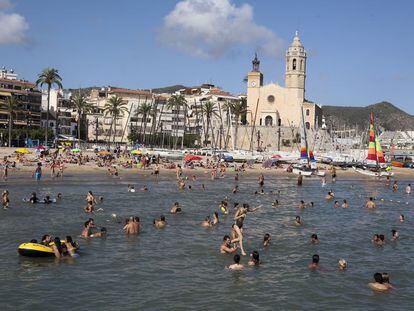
<box><xmin>405</xmin><ymin>183</ymin><xmax>411</xmax><ymax>194</ymax></box>
<box><xmin>297</xmin><ymin>173</ymin><xmax>303</xmax><ymax>186</ymax></box>
<box><xmin>307</xmin><ymin>201</ymin><xmax>314</xmax><ymax>208</ymax></box>
<box><xmin>2</xmin><ymin>190</ymin><xmax>9</xmax><ymax>209</ymax></box>
<box><xmin>342</xmin><ymin>199</ymin><xmax>349</xmax><ymax>208</ymax></box>
<box><xmin>127</xmin><ymin>184</ymin><xmax>136</xmax><ymax>192</ymax></box>
<box><xmin>51</xmin><ymin>237</ymin><xmax>63</xmax><ymax>258</ymax></box>
<box><xmin>271</xmin><ymin>200</ymin><xmax>279</xmax><ymax>208</ymax></box>
<box><xmin>392</xmin><ymin>181</ymin><xmax>398</xmax><ymax>192</ymax></box>
<box><xmin>294</xmin><ymin>216</ymin><xmax>302</xmax><ymax>226</ymax></box>
<box><xmin>63</xmin><ymin>236</ymin><xmax>77</xmax><ymax>257</ymax></box>
<box><xmin>299</xmin><ymin>200</ymin><xmax>305</xmax><ymax>209</ymax></box>
<box><xmin>248</xmin><ymin>251</ymin><xmax>260</xmax><ymax>266</ymax></box>
<box><xmin>212</xmin><ymin>212</ymin><xmax>219</xmax><ymax>225</ymax></box>
<box><xmin>368</xmin><ymin>273</ymin><xmax>389</xmax><ymax>291</ymax></box>
<box><xmin>85</xmin><ymin>191</ymin><xmax>96</xmax><ymax>213</ymax></box>
<box><xmin>231</xmin><ymin>224</ymin><xmax>246</xmax><ymax>256</ymax></box>
<box><xmin>308</xmin><ymin>254</ymin><xmax>319</xmax><ymax>269</ymax></box>
<box><xmin>153</xmin><ymin>215</ymin><xmax>166</xmax><ymax>228</ymax></box>
<box><xmin>338</xmin><ymin>259</ymin><xmax>347</xmax><ymax>270</ymax></box>
<box><xmin>365</xmin><ymin>197</ymin><xmax>376</xmax><ymax>209</ymax></box>
<box><xmin>140</xmin><ymin>185</ymin><xmax>148</xmax><ymax>192</ymax></box>
<box><xmin>29</xmin><ymin>192</ymin><xmax>39</xmax><ymax>204</ymax></box>
<box><xmin>220</xmin><ymin>235</ymin><xmax>237</xmax><ymax>254</ymax></box>
<box><xmin>201</xmin><ymin>184</ymin><xmax>205</xmax><ymax>191</ymax></box>
<box><xmin>382</xmin><ymin>272</ymin><xmax>393</xmax><ymax>289</ymax></box>
<box><xmin>311</xmin><ymin>234</ymin><xmax>319</xmax><ymax>244</ymax></box>
<box><xmin>81</xmin><ymin>219</ymin><xmax>106</xmax><ymax>238</ymax></box>
<box><xmin>202</xmin><ymin>216</ymin><xmax>212</xmax><ymax>227</ymax></box>
<box><xmin>258</xmin><ymin>174</ymin><xmax>264</xmax><ymax>188</ymax></box>
<box><xmin>232</xmin><ymin>185</ymin><xmax>239</xmax><ymax>194</ymax></box>
<box><xmin>228</xmin><ymin>254</ymin><xmax>244</xmax><ymax>270</ymax></box>
<box><xmin>376</xmin><ymin>234</ymin><xmax>385</xmax><ymax>246</ymax></box>
<box><xmin>325</xmin><ymin>190</ymin><xmax>335</xmax><ymax>200</ymax></box>
<box><xmin>56</xmin><ymin>193</ymin><xmax>62</xmax><ymax>200</ymax></box>
<box><xmin>263</xmin><ymin>233</ymin><xmax>271</xmax><ymax>247</ymax></box>
<box><xmin>391</xmin><ymin>229</ymin><xmax>399</xmax><ymax>240</ymax></box>
<box><xmin>334</xmin><ymin>201</ymin><xmax>340</xmax><ymax>208</ymax></box>
<box><xmin>170</xmin><ymin>202</ymin><xmax>182</xmax><ymax>214</ymax></box>
<box><xmin>219</xmin><ymin>201</ymin><xmax>229</xmax><ymax>215</ymax></box>
<box><xmin>41</xmin><ymin>234</ymin><xmax>52</xmax><ymax>245</ymax></box>
<box><xmin>43</xmin><ymin>195</ymin><xmax>53</xmax><ymax>204</ymax></box>
<box><xmin>400</xmin><ymin>214</ymin><xmax>405</xmax><ymax>222</ymax></box>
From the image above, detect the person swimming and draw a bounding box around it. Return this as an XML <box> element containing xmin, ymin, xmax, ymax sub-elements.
<box><xmin>325</xmin><ymin>190</ymin><xmax>335</xmax><ymax>200</ymax></box>
<box><xmin>170</xmin><ymin>202</ymin><xmax>182</xmax><ymax>214</ymax></box>
<box><xmin>342</xmin><ymin>199</ymin><xmax>349</xmax><ymax>208</ymax></box>
<box><xmin>400</xmin><ymin>214</ymin><xmax>405</xmax><ymax>222</ymax></box>
<box><xmin>43</xmin><ymin>195</ymin><xmax>53</xmax><ymax>204</ymax></box>
<box><xmin>141</xmin><ymin>185</ymin><xmax>149</xmax><ymax>192</ymax></box>
<box><xmin>2</xmin><ymin>190</ymin><xmax>9</xmax><ymax>209</ymax></box>
<box><xmin>271</xmin><ymin>200</ymin><xmax>279</xmax><ymax>208</ymax></box>
<box><xmin>405</xmin><ymin>184</ymin><xmax>411</xmax><ymax>194</ymax></box>
<box><xmin>81</xmin><ymin>219</ymin><xmax>106</xmax><ymax>238</ymax></box>
<box><xmin>153</xmin><ymin>215</ymin><xmax>166</xmax><ymax>228</ymax></box>
<box><xmin>127</xmin><ymin>184</ymin><xmax>136</xmax><ymax>192</ymax></box>
<box><xmin>232</xmin><ymin>185</ymin><xmax>239</xmax><ymax>194</ymax></box>
<box><xmin>219</xmin><ymin>201</ymin><xmax>229</xmax><ymax>215</ymax></box>
<box><xmin>308</xmin><ymin>254</ymin><xmax>319</xmax><ymax>269</ymax></box>
<box><xmin>29</xmin><ymin>192</ymin><xmax>39</xmax><ymax>204</ymax></box>
<box><xmin>294</xmin><ymin>216</ymin><xmax>302</xmax><ymax>226</ymax></box>
<box><xmin>368</xmin><ymin>273</ymin><xmax>389</xmax><ymax>291</ymax></box>
<box><xmin>212</xmin><ymin>212</ymin><xmax>219</xmax><ymax>225</ymax></box>
<box><xmin>202</xmin><ymin>216</ymin><xmax>212</xmax><ymax>227</ymax></box>
<box><xmin>338</xmin><ymin>259</ymin><xmax>347</xmax><ymax>270</ymax></box>
<box><xmin>248</xmin><ymin>251</ymin><xmax>260</xmax><ymax>266</ymax></box>
<box><xmin>391</xmin><ymin>229</ymin><xmax>399</xmax><ymax>240</ymax></box>
<box><xmin>220</xmin><ymin>235</ymin><xmax>237</xmax><ymax>254</ymax></box>
<box><xmin>382</xmin><ymin>272</ymin><xmax>393</xmax><ymax>289</ymax></box>
<box><xmin>228</xmin><ymin>254</ymin><xmax>244</xmax><ymax>270</ymax></box>
<box><xmin>334</xmin><ymin>201</ymin><xmax>340</xmax><ymax>208</ymax></box>
<box><xmin>263</xmin><ymin>233</ymin><xmax>271</xmax><ymax>247</ymax></box>
<box><xmin>365</xmin><ymin>197</ymin><xmax>376</xmax><ymax>209</ymax></box>
<box><xmin>311</xmin><ymin>233</ymin><xmax>319</xmax><ymax>244</ymax></box>
<box><xmin>299</xmin><ymin>200</ymin><xmax>305</xmax><ymax>209</ymax></box>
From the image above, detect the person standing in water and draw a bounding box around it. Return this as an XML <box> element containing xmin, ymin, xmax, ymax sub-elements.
<box><xmin>405</xmin><ymin>184</ymin><xmax>411</xmax><ymax>194</ymax></box>
<box><xmin>2</xmin><ymin>190</ymin><xmax>10</xmax><ymax>209</ymax></box>
<box><xmin>258</xmin><ymin>174</ymin><xmax>264</xmax><ymax>188</ymax></box>
<box><xmin>33</xmin><ymin>162</ymin><xmax>42</xmax><ymax>181</ymax></box>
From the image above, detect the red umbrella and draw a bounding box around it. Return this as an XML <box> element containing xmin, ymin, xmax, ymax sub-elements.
<box><xmin>184</xmin><ymin>154</ymin><xmax>202</xmax><ymax>161</ymax></box>
<box><xmin>36</xmin><ymin>145</ymin><xmax>45</xmax><ymax>150</ymax></box>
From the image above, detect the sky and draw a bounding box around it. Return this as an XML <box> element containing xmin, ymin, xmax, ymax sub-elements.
<box><xmin>1</xmin><ymin>0</ymin><xmax>413</xmax><ymax>113</ymax></box>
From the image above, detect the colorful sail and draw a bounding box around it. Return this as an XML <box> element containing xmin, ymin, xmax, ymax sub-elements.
<box><xmin>366</xmin><ymin>112</ymin><xmax>377</xmax><ymax>165</ymax></box>
<box><xmin>376</xmin><ymin>138</ymin><xmax>385</xmax><ymax>164</ymax></box>
<box><xmin>309</xmin><ymin>150</ymin><xmax>316</xmax><ymax>162</ymax></box>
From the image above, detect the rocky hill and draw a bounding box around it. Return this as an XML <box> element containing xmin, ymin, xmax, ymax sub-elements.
<box><xmin>322</xmin><ymin>102</ymin><xmax>414</xmax><ymax>131</ymax></box>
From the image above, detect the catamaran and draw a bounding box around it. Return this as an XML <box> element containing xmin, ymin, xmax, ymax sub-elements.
<box><xmin>353</xmin><ymin>112</ymin><xmax>393</xmax><ymax>177</ymax></box>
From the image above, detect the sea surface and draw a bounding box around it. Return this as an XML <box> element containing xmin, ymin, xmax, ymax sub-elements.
<box><xmin>0</xmin><ymin>171</ymin><xmax>413</xmax><ymax>310</ymax></box>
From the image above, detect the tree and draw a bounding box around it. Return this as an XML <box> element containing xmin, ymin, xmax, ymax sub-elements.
<box><xmin>135</xmin><ymin>102</ymin><xmax>152</xmax><ymax>144</ymax></box>
<box><xmin>201</xmin><ymin>101</ymin><xmax>218</xmax><ymax>147</ymax></box>
<box><xmin>36</xmin><ymin>68</ymin><xmax>63</xmax><ymax>146</ymax></box>
<box><xmin>167</xmin><ymin>94</ymin><xmax>186</xmax><ymax>149</ymax></box>
<box><xmin>226</xmin><ymin>99</ymin><xmax>247</xmax><ymax>149</ymax></box>
<box><xmin>104</xmin><ymin>95</ymin><xmax>128</xmax><ymax>145</ymax></box>
<box><xmin>72</xmin><ymin>90</ymin><xmax>93</xmax><ymax>147</ymax></box>
<box><xmin>1</xmin><ymin>96</ymin><xmax>19</xmax><ymax>147</ymax></box>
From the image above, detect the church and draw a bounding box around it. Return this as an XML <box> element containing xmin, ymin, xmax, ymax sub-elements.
<box><xmin>246</xmin><ymin>32</ymin><xmax>322</xmax><ymax>130</ymax></box>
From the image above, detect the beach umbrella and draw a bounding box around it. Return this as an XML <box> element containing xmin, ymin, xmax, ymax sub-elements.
<box><xmin>71</xmin><ymin>148</ymin><xmax>81</xmax><ymax>153</ymax></box>
<box><xmin>131</xmin><ymin>149</ymin><xmax>143</xmax><ymax>155</ymax></box>
<box><xmin>184</xmin><ymin>154</ymin><xmax>202</xmax><ymax>162</ymax></box>
<box><xmin>36</xmin><ymin>145</ymin><xmax>45</xmax><ymax>150</ymax></box>
<box><xmin>15</xmin><ymin>148</ymin><xmax>29</xmax><ymax>154</ymax></box>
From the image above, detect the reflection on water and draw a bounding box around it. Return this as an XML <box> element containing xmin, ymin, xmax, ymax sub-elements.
<box><xmin>0</xmin><ymin>173</ymin><xmax>413</xmax><ymax>310</ymax></box>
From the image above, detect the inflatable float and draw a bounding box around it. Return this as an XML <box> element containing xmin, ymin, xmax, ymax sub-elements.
<box><xmin>18</xmin><ymin>241</ymin><xmax>79</xmax><ymax>257</ymax></box>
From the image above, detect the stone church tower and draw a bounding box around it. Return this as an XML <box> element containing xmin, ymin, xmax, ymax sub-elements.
<box><xmin>285</xmin><ymin>31</ymin><xmax>306</xmax><ymax>101</ymax></box>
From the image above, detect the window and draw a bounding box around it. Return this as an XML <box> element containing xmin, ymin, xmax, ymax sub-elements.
<box><xmin>300</xmin><ymin>60</ymin><xmax>304</xmax><ymax>71</ymax></box>
<box><xmin>267</xmin><ymin>95</ymin><xmax>275</xmax><ymax>103</ymax></box>
<box><xmin>305</xmin><ymin>122</ymin><xmax>310</xmax><ymax>130</ymax></box>
<box><xmin>292</xmin><ymin>59</ymin><xmax>297</xmax><ymax>70</ymax></box>
<box><xmin>306</xmin><ymin>109</ymin><xmax>310</xmax><ymax>116</ymax></box>
<box><xmin>265</xmin><ymin>116</ymin><xmax>273</xmax><ymax>126</ymax></box>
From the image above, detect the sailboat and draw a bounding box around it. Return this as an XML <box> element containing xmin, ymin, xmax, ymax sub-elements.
<box><xmin>353</xmin><ymin>112</ymin><xmax>393</xmax><ymax>177</ymax></box>
<box><xmin>292</xmin><ymin>106</ymin><xmax>324</xmax><ymax>176</ymax></box>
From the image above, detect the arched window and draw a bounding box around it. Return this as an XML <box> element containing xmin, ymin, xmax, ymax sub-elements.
<box><xmin>305</xmin><ymin>122</ymin><xmax>310</xmax><ymax>130</ymax></box>
<box><xmin>300</xmin><ymin>60</ymin><xmax>303</xmax><ymax>71</ymax></box>
<box><xmin>259</xmin><ymin>118</ymin><xmax>262</xmax><ymax>126</ymax></box>
<box><xmin>265</xmin><ymin>116</ymin><xmax>273</xmax><ymax>126</ymax></box>
<box><xmin>292</xmin><ymin>59</ymin><xmax>297</xmax><ymax>70</ymax></box>
<box><xmin>306</xmin><ymin>109</ymin><xmax>310</xmax><ymax>116</ymax></box>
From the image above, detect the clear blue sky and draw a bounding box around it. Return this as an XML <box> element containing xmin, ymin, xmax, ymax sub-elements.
<box><xmin>1</xmin><ymin>0</ymin><xmax>413</xmax><ymax>113</ymax></box>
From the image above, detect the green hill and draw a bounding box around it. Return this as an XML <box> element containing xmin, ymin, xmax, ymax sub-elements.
<box><xmin>322</xmin><ymin>102</ymin><xmax>414</xmax><ymax>131</ymax></box>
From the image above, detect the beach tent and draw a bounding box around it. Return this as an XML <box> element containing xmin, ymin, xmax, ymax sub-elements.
<box><xmin>184</xmin><ymin>155</ymin><xmax>202</xmax><ymax>162</ymax></box>
<box><xmin>15</xmin><ymin>148</ymin><xmax>30</xmax><ymax>154</ymax></box>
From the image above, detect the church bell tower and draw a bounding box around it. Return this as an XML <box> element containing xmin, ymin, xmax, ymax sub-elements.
<box><xmin>285</xmin><ymin>31</ymin><xmax>306</xmax><ymax>99</ymax></box>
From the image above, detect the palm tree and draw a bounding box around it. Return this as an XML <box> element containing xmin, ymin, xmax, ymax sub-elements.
<box><xmin>104</xmin><ymin>95</ymin><xmax>128</xmax><ymax>145</ymax></box>
<box><xmin>72</xmin><ymin>90</ymin><xmax>93</xmax><ymax>147</ymax></box>
<box><xmin>167</xmin><ymin>94</ymin><xmax>186</xmax><ymax>149</ymax></box>
<box><xmin>226</xmin><ymin>99</ymin><xmax>247</xmax><ymax>149</ymax></box>
<box><xmin>36</xmin><ymin>68</ymin><xmax>63</xmax><ymax>146</ymax></box>
<box><xmin>1</xmin><ymin>96</ymin><xmax>19</xmax><ymax>147</ymax></box>
<box><xmin>135</xmin><ymin>102</ymin><xmax>152</xmax><ymax>144</ymax></box>
<box><xmin>201</xmin><ymin>101</ymin><xmax>218</xmax><ymax>147</ymax></box>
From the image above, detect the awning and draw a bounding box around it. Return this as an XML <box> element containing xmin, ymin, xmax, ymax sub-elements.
<box><xmin>0</xmin><ymin>91</ymin><xmax>11</xmax><ymax>96</ymax></box>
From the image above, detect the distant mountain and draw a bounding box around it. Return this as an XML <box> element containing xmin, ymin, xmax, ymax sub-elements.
<box><xmin>151</xmin><ymin>84</ymin><xmax>187</xmax><ymax>94</ymax></box>
<box><xmin>322</xmin><ymin>102</ymin><xmax>414</xmax><ymax>131</ymax></box>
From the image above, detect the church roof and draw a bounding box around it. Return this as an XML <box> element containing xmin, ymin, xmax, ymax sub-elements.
<box><xmin>290</xmin><ymin>31</ymin><xmax>303</xmax><ymax>47</ymax></box>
